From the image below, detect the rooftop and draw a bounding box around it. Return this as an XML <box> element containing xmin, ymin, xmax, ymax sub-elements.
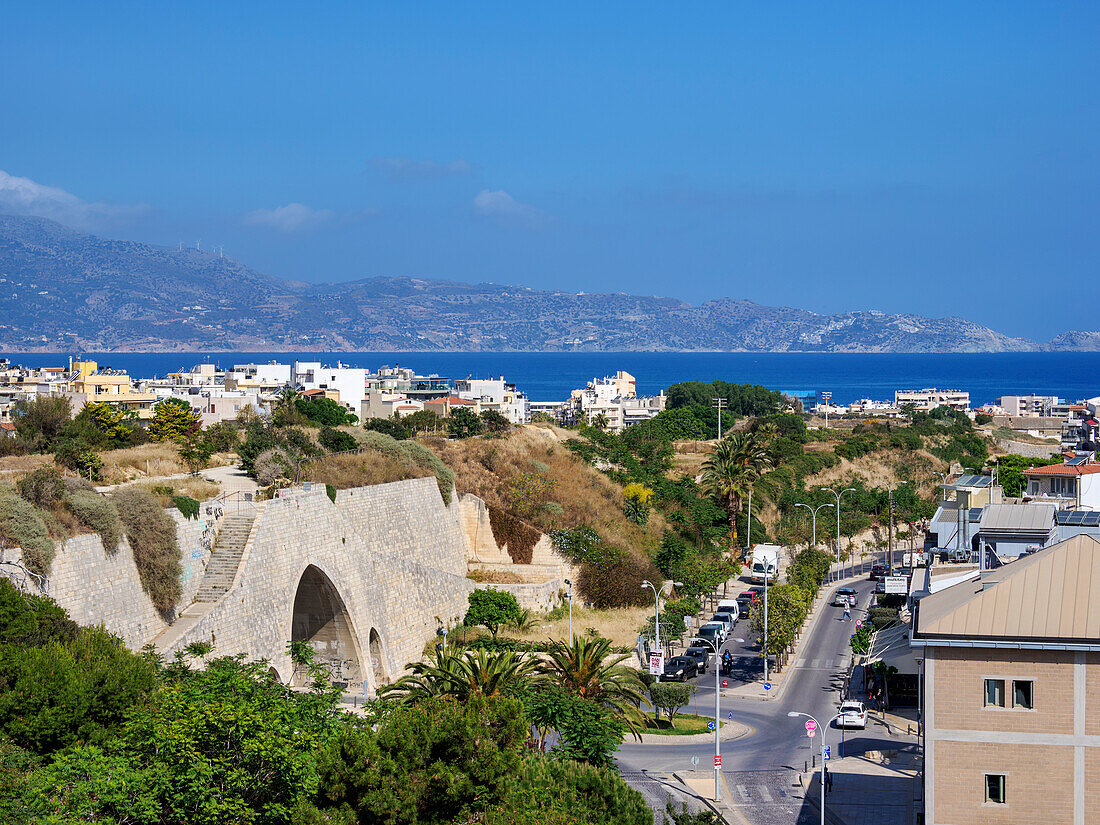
<box><xmin>1024</xmin><ymin>462</ymin><xmax>1100</xmax><ymax>477</ymax></box>
<box><xmin>978</xmin><ymin>502</ymin><xmax>1055</xmax><ymax>533</ymax></box>
<box><xmin>915</xmin><ymin>534</ymin><xmax>1100</xmax><ymax>643</ymax></box>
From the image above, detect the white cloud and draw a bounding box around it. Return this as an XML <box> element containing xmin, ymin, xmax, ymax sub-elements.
<box><xmin>371</xmin><ymin>156</ymin><xmax>472</xmax><ymax>182</ymax></box>
<box><xmin>243</xmin><ymin>203</ymin><xmax>335</xmax><ymax>232</ymax></box>
<box><xmin>0</xmin><ymin>169</ymin><xmax>150</xmax><ymax>230</ymax></box>
<box><xmin>472</xmin><ymin>189</ymin><xmax>549</xmax><ymax>228</ymax></box>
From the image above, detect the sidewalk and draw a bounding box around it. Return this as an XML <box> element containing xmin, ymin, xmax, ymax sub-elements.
<box><xmin>799</xmin><ymin>747</ymin><xmax>920</xmax><ymax>825</ymax></box>
<box><xmin>671</xmin><ymin>770</ymin><xmax>747</xmax><ymax>825</ymax></box>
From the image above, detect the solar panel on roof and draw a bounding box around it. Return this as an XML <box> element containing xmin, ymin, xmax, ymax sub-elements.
<box><xmin>1086</xmin><ymin>513</ymin><xmax>1100</xmax><ymax>526</ymax></box>
<box><xmin>1069</xmin><ymin>512</ymin><xmax>1086</xmax><ymax>525</ymax></box>
<box><xmin>969</xmin><ymin>508</ymin><xmax>984</xmax><ymax>521</ymax></box>
<box><xmin>1067</xmin><ymin>456</ymin><xmax>1089</xmax><ymax>466</ymax></box>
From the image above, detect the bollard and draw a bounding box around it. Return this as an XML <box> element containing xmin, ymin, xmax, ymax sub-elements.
<box><xmin>812</xmin><ymin>753</ymin><xmax>816</xmax><ymax>769</ymax></box>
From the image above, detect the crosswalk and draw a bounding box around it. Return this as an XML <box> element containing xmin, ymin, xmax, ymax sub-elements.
<box><xmin>722</xmin><ymin>770</ymin><xmax>820</xmax><ymax>825</ymax></box>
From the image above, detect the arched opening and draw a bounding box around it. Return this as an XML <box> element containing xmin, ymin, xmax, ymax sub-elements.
<box><xmin>291</xmin><ymin>565</ymin><xmax>362</xmax><ymax>688</ymax></box>
<box><xmin>368</xmin><ymin>628</ymin><xmax>386</xmax><ymax>686</ymax></box>
<box><xmin>266</xmin><ymin>666</ymin><xmax>283</xmax><ymax>684</ymax></box>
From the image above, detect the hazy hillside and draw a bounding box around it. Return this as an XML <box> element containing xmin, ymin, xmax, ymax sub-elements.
<box><xmin>0</xmin><ymin>214</ymin><xmax>1088</xmax><ymax>352</ymax></box>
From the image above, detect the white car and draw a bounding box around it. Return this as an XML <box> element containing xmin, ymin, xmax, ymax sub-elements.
<box><xmin>833</xmin><ymin>588</ymin><xmax>858</xmax><ymax>607</ymax></box>
<box><xmin>701</xmin><ymin>621</ymin><xmax>727</xmax><ymax>642</ymax></box>
<box><xmin>708</xmin><ymin>613</ymin><xmax>734</xmax><ymax>636</ymax></box>
<box><xmin>837</xmin><ymin>700</ymin><xmax>867</xmax><ymax>729</ymax></box>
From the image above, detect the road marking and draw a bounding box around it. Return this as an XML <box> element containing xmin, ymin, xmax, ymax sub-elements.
<box><xmin>825</xmin><ymin>659</ymin><xmax>834</xmax><ymax>669</ymax></box>
<box><xmin>811</xmin><ymin>659</ymin><xmax>821</xmax><ymax>669</ymax></box>
<box><xmin>796</xmin><ymin>658</ymin><xmax>805</xmax><ymax>668</ymax></box>
<box><xmin>757</xmin><ymin>785</ymin><xmax>773</xmax><ymax>802</ymax></box>
<box><xmin>737</xmin><ymin>784</ymin><xmax>750</xmax><ymax>801</ymax></box>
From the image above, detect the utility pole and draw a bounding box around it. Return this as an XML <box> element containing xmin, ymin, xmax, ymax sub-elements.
<box><xmin>821</xmin><ymin>391</ymin><xmax>832</xmax><ymax>429</ymax></box>
<box><xmin>888</xmin><ymin>488</ymin><xmax>896</xmax><ymax>571</ymax></box>
<box><xmin>712</xmin><ymin>397</ymin><xmax>727</xmax><ymax>440</ymax></box>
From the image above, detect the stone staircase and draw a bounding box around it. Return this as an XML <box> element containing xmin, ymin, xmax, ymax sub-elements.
<box><xmin>194</xmin><ymin>513</ymin><xmax>255</xmax><ymax>603</ymax></box>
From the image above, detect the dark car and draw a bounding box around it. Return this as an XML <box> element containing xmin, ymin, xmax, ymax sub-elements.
<box><xmin>661</xmin><ymin>656</ymin><xmax>699</xmax><ymax>682</ymax></box>
<box><xmin>746</xmin><ymin>586</ymin><xmax>765</xmax><ymax>599</ymax></box>
<box><xmin>736</xmin><ymin>594</ymin><xmax>755</xmax><ymax>615</ymax></box>
<box><xmin>683</xmin><ymin>646</ymin><xmax>711</xmax><ymax>674</ymax></box>
<box><xmin>870</xmin><ymin>564</ymin><xmax>889</xmax><ymax>581</ymax></box>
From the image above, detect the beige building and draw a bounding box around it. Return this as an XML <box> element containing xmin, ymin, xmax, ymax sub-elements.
<box><xmin>59</xmin><ymin>358</ymin><xmax>157</xmax><ymax>419</ymax></box>
<box><xmin>913</xmin><ymin>534</ymin><xmax>1100</xmax><ymax>824</ymax></box>
<box><xmin>895</xmin><ymin>387</ymin><xmax>970</xmax><ymax>411</ymax></box>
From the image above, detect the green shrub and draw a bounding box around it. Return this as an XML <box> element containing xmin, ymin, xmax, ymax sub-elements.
<box><xmin>361</xmin><ymin>417</ymin><xmax>409</xmax><ymax>440</ymax></box>
<box><xmin>319</xmin><ymin>427</ymin><xmax>358</xmax><ymax>453</ymax></box>
<box><xmin>16</xmin><ymin>466</ymin><xmax>66</xmax><ymax>509</ymax></box>
<box><xmin>325</xmin><ymin>483</ymin><xmax>337</xmax><ymax>503</ymax></box>
<box><xmin>66</xmin><ymin>491</ymin><xmax>123</xmax><ymax>553</ymax></box>
<box><xmin>53</xmin><ymin>440</ymin><xmax>103</xmax><ymax>481</ymax></box>
<box><xmin>0</xmin><ymin>486</ymin><xmax>55</xmax><ymax>575</ymax></box>
<box><xmin>171</xmin><ymin>495</ymin><xmax>200</xmax><ymax>520</ymax></box>
<box><xmin>112</xmin><ymin>488</ymin><xmax>181</xmax><ymax>613</ymax></box>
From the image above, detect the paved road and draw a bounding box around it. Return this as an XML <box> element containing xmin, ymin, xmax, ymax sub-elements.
<box><xmin>619</xmin><ymin>567</ymin><xmax>914</xmax><ymax>823</ymax></box>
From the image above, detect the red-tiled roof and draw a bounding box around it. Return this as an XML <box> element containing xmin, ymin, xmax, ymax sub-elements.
<box><xmin>1025</xmin><ymin>463</ymin><xmax>1100</xmax><ymax>476</ymax></box>
<box><xmin>301</xmin><ymin>388</ymin><xmax>325</xmax><ymax>396</ymax></box>
<box><xmin>437</xmin><ymin>395</ymin><xmax>476</xmax><ymax>405</ymax></box>
<box><xmin>0</xmin><ymin>422</ymin><xmax>15</xmax><ymax>431</ymax></box>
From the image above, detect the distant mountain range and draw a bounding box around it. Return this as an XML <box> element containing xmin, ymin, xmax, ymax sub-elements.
<box><xmin>0</xmin><ymin>214</ymin><xmax>1093</xmax><ymax>353</ymax></box>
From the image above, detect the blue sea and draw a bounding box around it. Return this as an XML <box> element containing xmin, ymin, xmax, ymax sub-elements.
<box><xmin>3</xmin><ymin>351</ymin><xmax>1100</xmax><ymax>406</ymax></box>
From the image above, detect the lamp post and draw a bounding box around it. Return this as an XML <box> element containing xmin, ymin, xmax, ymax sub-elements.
<box><xmin>795</xmin><ymin>502</ymin><xmax>834</xmax><ymax>551</ymax></box>
<box><xmin>935</xmin><ymin>472</ymin><xmax>947</xmax><ymax>501</ymax></box>
<box><xmin>564</xmin><ymin>578</ymin><xmax>573</xmax><ymax>642</ymax></box>
<box><xmin>641</xmin><ymin>580</ymin><xmax>683</xmax><ymax>659</ymax></box>
<box><xmin>821</xmin><ymin>391</ymin><xmax>832</xmax><ymax>429</ymax></box>
<box><xmin>698</xmin><ymin>635</ymin><xmax>744</xmax><ymax>803</ymax></box>
<box><xmin>712</xmin><ymin>397</ymin><xmax>727</xmax><ymax>440</ymax></box>
<box><xmin>820</xmin><ymin>487</ymin><xmax>855</xmax><ymax>580</ymax></box>
<box><xmin>788</xmin><ymin>710</ymin><xmax>843</xmax><ymax>825</ymax></box>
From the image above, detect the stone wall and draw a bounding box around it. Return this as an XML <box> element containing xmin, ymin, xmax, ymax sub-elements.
<box><xmin>21</xmin><ymin>507</ymin><xmax>211</xmax><ymax>649</ymax></box>
<box><xmin>160</xmin><ymin>478</ymin><xmax>475</xmax><ymax>693</ymax></box>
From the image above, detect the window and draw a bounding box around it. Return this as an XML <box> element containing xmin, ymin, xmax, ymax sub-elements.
<box><xmin>1013</xmin><ymin>680</ymin><xmax>1034</xmax><ymax>709</ymax></box>
<box><xmin>984</xmin><ymin>678</ymin><xmax>1005</xmax><ymax>707</ymax></box>
<box><xmin>985</xmin><ymin>774</ymin><xmax>1006</xmax><ymax>804</ymax></box>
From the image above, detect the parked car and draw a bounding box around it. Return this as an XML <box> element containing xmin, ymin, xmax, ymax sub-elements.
<box><xmin>833</xmin><ymin>587</ymin><xmax>857</xmax><ymax>607</ymax></box>
<box><xmin>736</xmin><ymin>593</ymin><xmax>756</xmax><ymax>615</ymax></box>
<box><xmin>746</xmin><ymin>586</ymin><xmax>765</xmax><ymax>599</ymax></box>
<box><xmin>715</xmin><ymin>603</ymin><xmax>740</xmax><ymax>622</ymax></box>
<box><xmin>702</xmin><ymin>620</ymin><xmax>728</xmax><ymax>642</ymax></box>
<box><xmin>692</xmin><ymin>624</ymin><xmax>722</xmax><ymax>647</ymax></box>
<box><xmin>709</xmin><ymin>613</ymin><xmax>734</xmax><ymax>636</ymax></box>
<box><xmin>661</xmin><ymin>656</ymin><xmax>699</xmax><ymax>682</ymax></box>
<box><xmin>870</xmin><ymin>564</ymin><xmax>888</xmax><ymax>581</ymax></box>
<box><xmin>837</xmin><ymin>700</ymin><xmax>867</xmax><ymax>729</ymax></box>
<box><xmin>683</xmin><ymin>646</ymin><xmax>711</xmax><ymax>674</ymax></box>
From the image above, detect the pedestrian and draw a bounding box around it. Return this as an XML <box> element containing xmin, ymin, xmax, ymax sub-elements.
<box><xmin>824</xmin><ymin>765</ymin><xmax>833</xmax><ymax>794</ymax></box>
<box><xmin>843</xmin><ymin>601</ymin><xmax>851</xmax><ymax>621</ymax></box>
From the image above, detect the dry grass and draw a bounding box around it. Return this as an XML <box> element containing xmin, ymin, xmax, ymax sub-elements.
<box><xmin>511</xmin><ymin>605</ymin><xmax>650</xmax><ymax>648</ymax></box>
<box><xmin>0</xmin><ymin>453</ymin><xmax>53</xmax><ymax>478</ymax></box>
<box><xmin>466</xmin><ymin>568</ymin><xmax>528</xmax><ymax>584</ymax></box>
<box><xmin>101</xmin><ymin>443</ymin><xmax>187</xmax><ymax>484</ymax></box>
<box><xmin>303</xmin><ymin>451</ymin><xmax>435</xmax><ymax>488</ymax></box>
<box><xmin>806</xmin><ymin>447</ymin><xmax>944</xmax><ymax>494</ymax></box>
<box><xmin>131</xmin><ymin>477</ymin><xmax>220</xmax><ymax>505</ymax></box>
<box><xmin>433</xmin><ymin>426</ymin><xmax>666</xmax><ymax>555</ymax></box>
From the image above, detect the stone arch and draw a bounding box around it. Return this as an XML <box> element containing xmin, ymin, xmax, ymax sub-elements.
<box><xmin>290</xmin><ymin>565</ymin><xmax>363</xmax><ymax>688</ymax></box>
<box><xmin>368</xmin><ymin>628</ymin><xmax>387</xmax><ymax>687</ymax></box>
<box><xmin>267</xmin><ymin>666</ymin><xmax>283</xmax><ymax>684</ymax></box>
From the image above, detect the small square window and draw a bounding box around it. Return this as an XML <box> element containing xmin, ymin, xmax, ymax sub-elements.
<box><xmin>984</xmin><ymin>679</ymin><xmax>1005</xmax><ymax>707</ymax></box>
<box><xmin>1013</xmin><ymin>680</ymin><xmax>1033</xmax><ymax>709</ymax></box>
<box><xmin>985</xmin><ymin>774</ymin><xmax>1006</xmax><ymax>804</ymax></box>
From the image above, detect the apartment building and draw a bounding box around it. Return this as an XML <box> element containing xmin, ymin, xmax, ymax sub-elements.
<box><xmin>453</xmin><ymin>377</ymin><xmax>529</xmax><ymax>424</ymax></box>
<box><xmin>59</xmin><ymin>358</ymin><xmax>158</xmax><ymax>418</ymax></box>
<box><xmin>292</xmin><ymin>362</ymin><xmax>366</xmax><ymax>414</ymax></box>
<box><xmin>225</xmin><ymin>362</ymin><xmax>292</xmax><ymax>393</ymax></box>
<box><xmin>894</xmin><ymin>388</ymin><xmax>970</xmax><ymax>411</ymax></box>
<box><xmin>913</xmin><ymin>533</ymin><xmax>1100</xmax><ymax>825</ymax></box>
<box><xmin>998</xmin><ymin>394</ymin><xmax>1060</xmax><ymax>417</ymax></box>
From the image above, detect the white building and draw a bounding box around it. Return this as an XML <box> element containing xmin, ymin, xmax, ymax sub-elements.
<box><xmin>453</xmin><ymin>377</ymin><xmax>529</xmax><ymax>424</ymax></box>
<box><xmin>1024</xmin><ymin>457</ymin><xmax>1100</xmax><ymax>511</ymax></box>
<box><xmin>293</xmin><ymin>362</ymin><xmax>366</xmax><ymax>414</ymax></box>
<box><xmin>998</xmin><ymin>394</ymin><xmax>1060</xmax><ymax>418</ymax></box>
<box><xmin>225</xmin><ymin>362</ymin><xmax>292</xmax><ymax>393</ymax></box>
<box><xmin>894</xmin><ymin>388</ymin><xmax>970</xmax><ymax>412</ymax></box>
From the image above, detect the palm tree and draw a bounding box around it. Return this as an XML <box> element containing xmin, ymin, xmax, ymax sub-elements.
<box><xmin>701</xmin><ymin>432</ymin><xmax>773</xmax><ymax>547</ymax></box>
<box><xmin>380</xmin><ymin>646</ymin><xmax>540</xmax><ymax>702</ymax></box>
<box><xmin>541</xmin><ymin>636</ymin><xmax>648</xmax><ymax>736</ymax></box>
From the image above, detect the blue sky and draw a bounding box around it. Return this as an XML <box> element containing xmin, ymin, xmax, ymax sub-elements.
<box><xmin>1</xmin><ymin>2</ymin><xmax>1097</xmax><ymax>339</ymax></box>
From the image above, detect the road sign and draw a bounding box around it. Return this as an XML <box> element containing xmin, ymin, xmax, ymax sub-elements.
<box><xmin>714</xmin><ymin>754</ymin><xmax>722</xmax><ymax>767</ymax></box>
<box><xmin>691</xmin><ymin>756</ymin><xmax>699</xmax><ymax>767</ymax></box>
<box><xmin>805</xmin><ymin>718</ymin><xmax>817</xmax><ymax>734</ymax></box>
<box><xmin>722</xmin><ymin>679</ymin><xmax>729</xmax><ymax>688</ymax></box>
<box><xmin>823</xmin><ymin>746</ymin><xmax>831</xmax><ymax>761</ymax></box>
<box><xmin>707</xmin><ymin>721</ymin><xmax>715</xmax><ymax>731</ymax></box>
<box><xmin>648</xmin><ymin>650</ymin><xmax>665</xmax><ymax>676</ymax></box>
<box><xmin>856</xmin><ymin>620</ymin><xmax>863</xmax><ymax>629</ymax></box>
<box><xmin>728</xmin><ymin>712</ymin><xmax>734</xmax><ymax>720</ymax></box>
<box><xmin>884</xmin><ymin>575</ymin><xmax>908</xmax><ymax>594</ymax></box>
<box><xmin>763</xmin><ymin>681</ymin><xmax>772</xmax><ymax>691</ymax></box>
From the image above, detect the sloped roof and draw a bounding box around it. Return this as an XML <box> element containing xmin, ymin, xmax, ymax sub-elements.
<box><xmin>915</xmin><ymin>534</ymin><xmax>1100</xmax><ymax>643</ymax></box>
<box><xmin>1025</xmin><ymin>463</ymin><xmax>1100</xmax><ymax>476</ymax></box>
<box><xmin>978</xmin><ymin>503</ymin><xmax>1055</xmax><ymax>533</ymax></box>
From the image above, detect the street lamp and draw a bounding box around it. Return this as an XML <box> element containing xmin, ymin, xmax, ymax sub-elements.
<box><xmin>935</xmin><ymin>472</ymin><xmax>947</xmax><ymax>501</ymax></box>
<box><xmin>564</xmin><ymin>578</ymin><xmax>573</xmax><ymax>642</ymax></box>
<box><xmin>641</xmin><ymin>580</ymin><xmax>683</xmax><ymax>659</ymax></box>
<box><xmin>795</xmin><ymin>502</ymin><xmax>834</xmax><ymax>550</ymax></box>
<box><xmin>788</xmin><ymin>710</ymin><xmax>843</xmax><ymax>825</ymax></box>
<box><xmin>696</xmin><ymin>635</ymin><xmax>744</xmax><ymax>803</ymax></box>
<box><xmin>820</xmin><ymin>487</ymin><xmax>855</xmax><ymax>580</ymax></box>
